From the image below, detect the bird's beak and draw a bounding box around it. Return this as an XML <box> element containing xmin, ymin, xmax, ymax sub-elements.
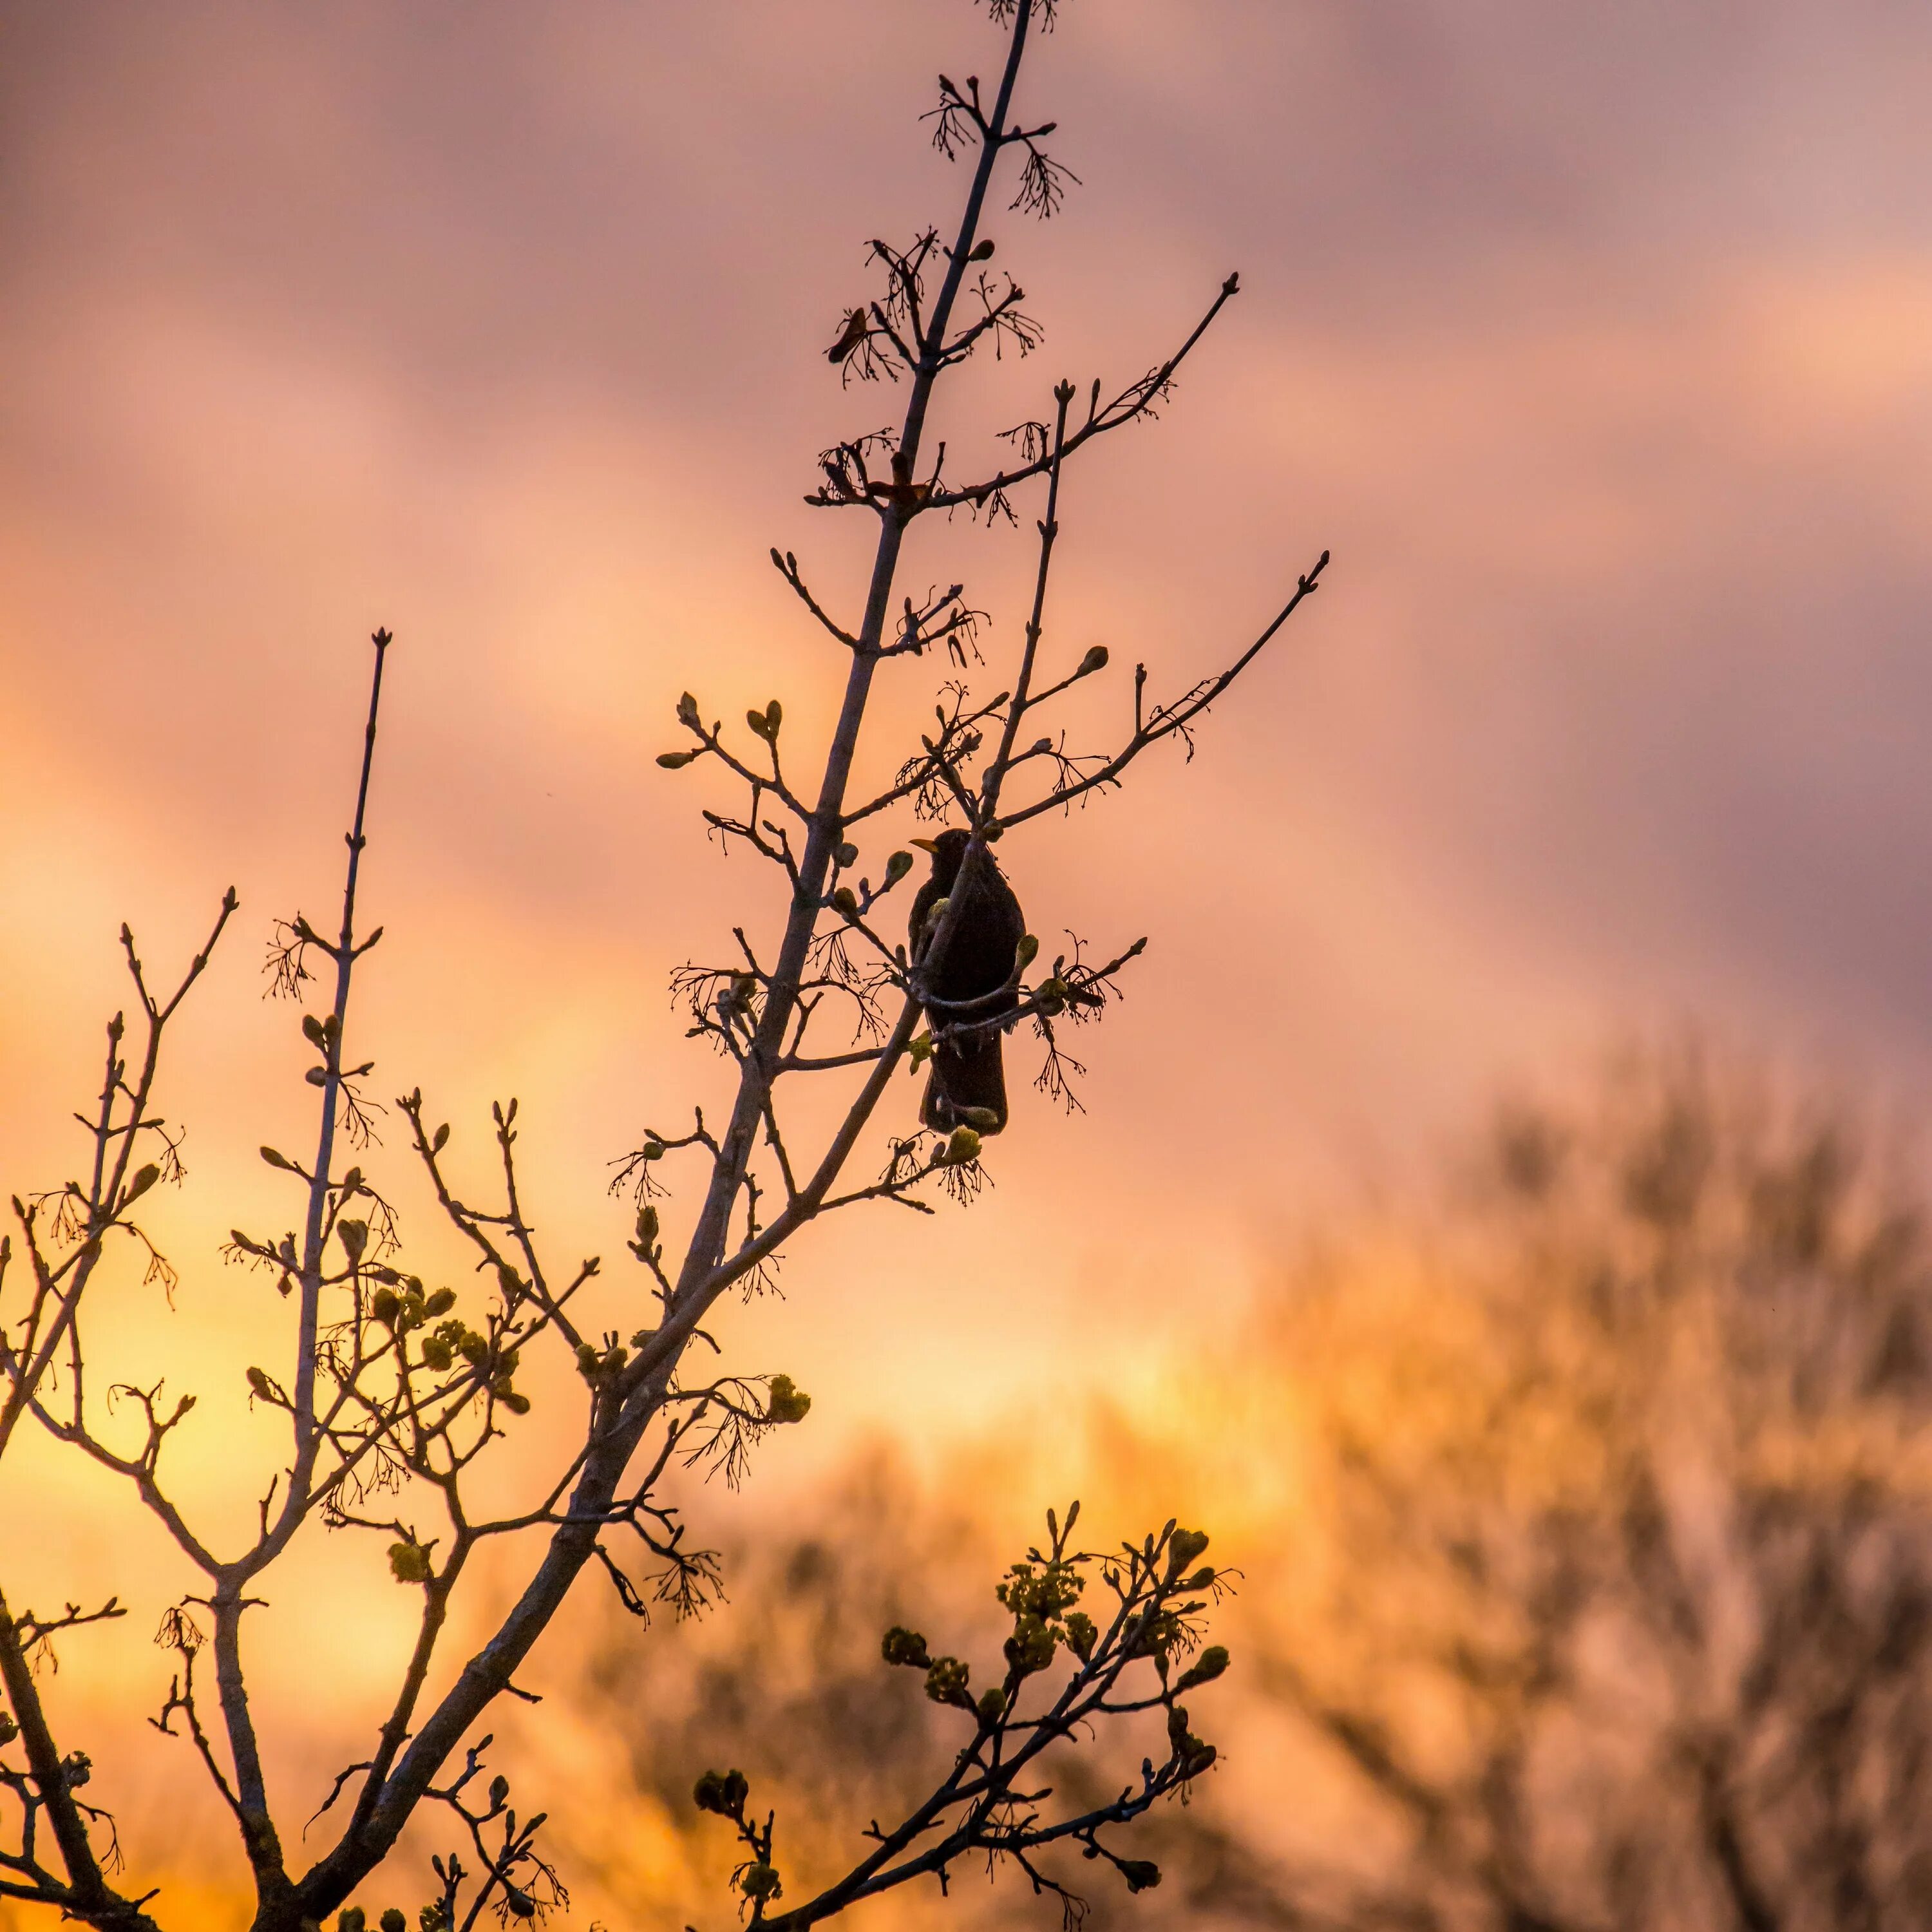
<box><xmin>910</xmin><ymin>837</ymin><xmax>940</xmax><ymax>853</ymax></box>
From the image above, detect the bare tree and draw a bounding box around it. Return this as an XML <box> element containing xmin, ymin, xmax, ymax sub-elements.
<box><xmin>0</xmin><ymin>4</ymin><xmax>1323</xmax><ymax>1929</ymax></box>
<box><xmin>598</xmin><ymin>1057</ymin><xmax>1932</xmax><ymax>1932</ymax></box>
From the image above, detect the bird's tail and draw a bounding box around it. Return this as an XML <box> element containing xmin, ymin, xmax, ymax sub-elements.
<box><xmin>921</xmin><ymin>1033</ymin><xmax>1008</xmax><ymax>1137</ymax></box>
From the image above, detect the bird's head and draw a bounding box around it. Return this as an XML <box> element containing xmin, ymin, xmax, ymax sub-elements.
<box><xmin>911</xmin><ymin>828</ymin><xmax>974</xmax><ymax>888</ymax></box>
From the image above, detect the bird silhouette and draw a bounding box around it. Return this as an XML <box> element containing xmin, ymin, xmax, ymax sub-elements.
<box><xmin>909</xmin><ymin>828</ymin><xmax>1027</xmax><ymax>1135</ymax></box>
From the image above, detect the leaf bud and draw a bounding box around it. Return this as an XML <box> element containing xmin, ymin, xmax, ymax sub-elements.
<box><xmin>504</xmin><ymin>1892</ymin><xmax>536</xmax><ymax>1921</ymax></box>
<box><xmin>656</xmin><ymin>750</ymin><xmax>697</xmax><ymax>769</ymax></box>
<box><xmin>338</xmin><ymin>1218</ymin><xmax>368</xmax><ymax>1264</ymax></box>
<box><xmin>924</xmin><ymin>1655</ymin><xmax>972</xmax><ymax>1708</ymax></box>
<box><xmin>885</xmin><ymin>849</ymin><xmax>913</xmax><ymax>884</ymax></box>
<box><xmin>381</xmin><ymin>1913</ymin><xmax>407</xmax><ymax>1932</ymax></box>
<box><xmin>125</xmin><ymin>1162</ymin><xmax>160</xmax><ymax>1205</ymax></box>
<box><xmin>968</xmin><ymin>237</ymin><xmax>995</xmax><ymax>261</ymax></box>
<box><xmin>739</xmin><ymin>1864</ymin><xmax>781</xmax><ymax>1902</ymax></box>
<box><xmin>388</xmin><ymin>1541</ymin><xmax>432</xmax><ymax>1585</ymax></box>
<box><xmin>830</xmin><ymin>886</ymin><xmax>860</xmax><ymax>918</ymax></box>
<box><xmin>1014</xmin><ymin>933</ymin><xmax>1039</xmax><ymax>968</ymax></box>
<box><xmin>424</xmin><ymin>1287</ymin><xmax>456</xmax><ymax>1317</ymax></box>
<box><xmin>960</xmin><ymin>1107</ymin><xmax>1001</xmax><ymax>1132</ymax></box>
<box><xmin>371</xmin><ymin>1287</ymin><xmax>400</xmax><ymax>1325</ymax></box>
<box><xmin>636</xmin><ymin>1205</ymin><xmax>659</xmax><ymax>1245</ymax></box>
<box><xmin>303</xmin><ymin>1014</ymin><xmax>327</xmax><ymax>1046</ymax></box>
<box><xmin>1121</xmin><ymin>1861</ymin><xmax>1162</xmax><ymax>1894</ymax></box>
<box><xmin>245</xmin><ymin>1366</ymin><xmax>272</xmax><ymax>1401</ymax></box>
<box><xmin>693</xmin><ymin>1767</ymin><xmax>749</xmax><ymax>1816</ymax></box>
<box><xmin>499</xmin><ymin>1390</ymin><xmax>531</xmax><ymax>1416</ymax></box>
<box><xmin>1063</xmin><ymin>1609</ymin><xmax>1097</xmax><ymax>1662</ymax></box>
<box><xmin>1075</xmin><ymin>644</ymin><xmax>1109</xmax><ymax>677</ymax></box>
<box><xmin>1176</xmin><ymin>1644</ymin><xmax>1230</xmax><ymax>1690</ymax></box>
<box><xmin>835</xmin><ymin>840</ymin><xmax>859</xmax><ymax>868</ymax></box>
<box><xmin>431</xmin><ymin>1122</ymin><xmax>450</xmax><ymax>1153</ymax></box>
<box><xmin>421</xmin><ymin>1337</ymin><xmax>453</xmax><ymax>1372</ymax></box>
<box><xmin>765</xmin><ymin>1373</ymin><xmax>812</xmax><ymax>1423</ymax></box>
<box><xmin>261</xmin><ymin>1146</ymin><xmax>294</xmax><ymax>1171</ymax></box>
<box><xmin>881</xmin><ymin>1625</ymin><xmax>931</xmax><ymax>1669</ymax></box>
<box><xmin>944</xmin><ymin>1126</ymin><xmax>981</xmax><ymax>1166</ymax></box>
<box><xmin>746</xmin><ymin>707</ymin><xmax>772</xmax><ymax>739</ymax></box>
<box><xmin>1167</xmin><ymin>1528</ymin><xmax>1210</xmax><ymax>1574</ymax></box>
<box><xmin>488</xmin><ymin>1773</ymin><xmax>509</xmax><ymax>1810</ymax></box>
<box><xmin>977</xmin><ymin>1686</ymin><xmax>1005</xmax><ymax>1722</ymax></box>
<box><xmin>340</xmin><ymin>1166</ymin><xmax>363</xmax><ymax>1195</ymax></box>
<box><xmin>677</xmin><ymin>691</ymin><xmax>701</xmax><ymax>727</ymax></box>
<box><xmin>336</xmin><ymin>1912</ymin><xmax>366</xmax><ymax>1932</ymax></box>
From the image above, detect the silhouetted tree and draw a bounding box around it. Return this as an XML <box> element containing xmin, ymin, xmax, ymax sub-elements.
<box><xmin>606</xmin><ymin>1056</ymin><xmax>1932</xmax><ymax>1932</ymax></box>
<box><xmin>0</xmin><ymin>3</ymin><xmax>1322</xmax><ymax>1928</ymax></box>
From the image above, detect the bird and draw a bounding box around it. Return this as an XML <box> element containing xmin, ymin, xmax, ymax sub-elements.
<box><xmin>909</xmin><ymin>828</ymin><xmax>1027</xmax><ymax>1135</ymax></box>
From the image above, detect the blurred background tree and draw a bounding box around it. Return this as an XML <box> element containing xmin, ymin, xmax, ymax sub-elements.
<box><xmin>591</xmin><ymin>1050</ymin><xmax>1932</xmax><ymax>1932</ymax></box>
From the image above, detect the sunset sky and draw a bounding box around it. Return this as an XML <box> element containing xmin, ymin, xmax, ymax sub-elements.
<box><xmin>3</xmin><ymin>0</ymin><xmax>1931</xmax><ymax>1913</ymax></box>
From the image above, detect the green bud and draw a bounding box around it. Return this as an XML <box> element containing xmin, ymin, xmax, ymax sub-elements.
<box><xmin>881</xmin><ymin>1626</ymin><xmax>931</xmax><ymax>1668</ymax></box>
<box><xmin>977</xmin><ymin>1686</ymin><xmax>1005</xmax><ymax>1722</ymax></box>
<box><xmin>338</xmin><ymin>1218</ymin><xmax>368</xmax><ymax>1264</ymax></box>
<box><xmin>303</xmin><ymin>1014</ymin><xmax>327</xmax><ymax>1046</ymax></box>
<box><xmin>1167</xmin><ymin>1528</ymin><xmax>1210</xmax><ymax>1574</ymax></box>
<box><xmin>677</xmin><ymin>691</ymin><xmax>701</xmax><ymax>727</ymax></box>
<box><xmin>1176</xmin><ymin>1644</ymin><xmax>1230</xmax><ymax>1690</ymax></box>
<box><xmin>371</xmin><ymin>1287</ymin><xmax>400</xmax><ymax>1325</ymax></box>
<box><xmin>260</xmin><ymin>1146</ymin><xmax>294</xmax><ymax>1171</ymax></box>
<box><xmin>830</xmin><ymin>886</ymin><xmax>860</xmax><ymax>918</ymax></box>
<box><xmin>739</xmin><ymin>1864</ymin><xmax>782</xmax><ymax>1902</ymax></box>
<box><xmin>424</xmin><ymin>1287</ymin><xmax>456</xmax><ymax>1317</ymax></box>
<box><xmin>1063</xmin><ymin>1610</ymin><xmax>1097</xmax><ymax>1662</ymax></box>
<box><xmin>944</xmin><ymin>1126</ymin><xmax>981</xmax><ymax>1166</ymax></box>
<box><xmin>431</xmin><ymin>1122</ymin><xmax>450</xmax><ymax>1153</ymax></box>
<box><xmin>960</xmin><ymin>1107</ymin><xmax>1001</xmax><ymax>1132</ymax></box>
<box><xmin>1076</xmin><ymin>644</ymin><xmax>1109</xmax><ymax>676</ymax></box>
<box><xmin>693</xmin><ymin>1767</ymin><xmax>749</xmax><ymax>1816</ymax></box>
<box><xmin>1120</xmin><ymin>1861</ymin><xmax>1162</xmax><ymax>1894</ymax></box>
<box><xmin>924</xmin><ymin>1656</ymin><xmax>972</xmax><ymax>1708</ymax></box>
<box><xmin>885</xmin><ymin>849</ymin><xmax>914</xmax><ymax>884</ymax></box>
<box><xmin>336</xmin><ymin>1911</ymin><xmax>366</xmax><ymax>1932</ymax></box>
<box><xmin>657</xmin><ymin>750</ymin><xmax>697</xmax><ymax>769</ymax></box>
<box><xmin>124</xmin><ymin>1162</ymin><xmax>161</xmax><ymax>1205</ymax></box>
<box><xmin>388</xmin><ymin>1542</ymin><xmax>431</xmax><ymax>1585</ymax></box>
<box><xmin>498</xmin><ymin>1390</ymin><xmax>531</xmax><ymax>1416</ymax></box>
<box><xmin>835</xmin><ymin>841</ymin><xmax>859</xmax><ymax>868</ymax></box>
<box><xmin>381</xmin><ymin>1912</ymin><xmax>407</xmax><ymax>1932</ymax></box>
<box><xmin>1015</xmin><ymin>933</ymin><xmax>1039</xmax><ymax>968</ymax></box>
<box><xmin>636</xmin><ymin>1205</ymin><xmax>659</xmax><ymax>1244</ymax></box>
<box><xmin>245</xmin><ymin>1366</ymin><xmax>272</xmax><ymax>1402</ymax></box>
<box><xmin>421</xmin><ymin>1338</ymin><xmax>453</xmax><ymax>1372</ymax></box>
<box><xmin>766</xmin><ymin>1373</ymin><xmax>811</xmax><ymax>1423</ymax></box>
